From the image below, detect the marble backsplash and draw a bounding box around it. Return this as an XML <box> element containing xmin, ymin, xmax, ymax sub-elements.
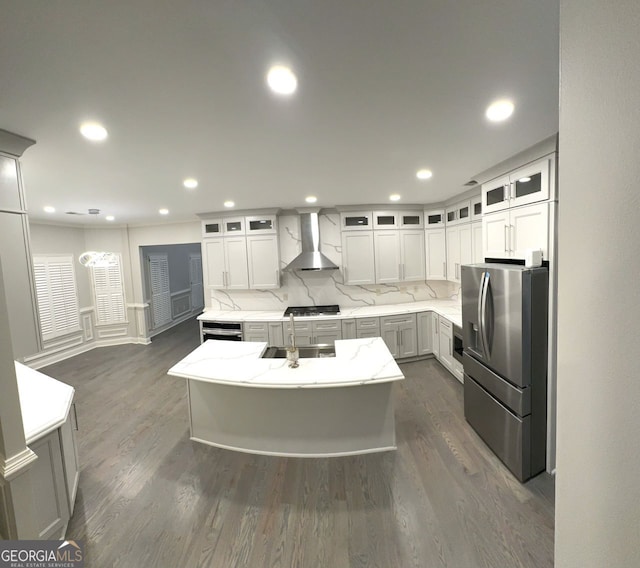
<box><xmin>208</xmin><ymin>213</ymin><xmax>460</xmax><ymax>311</ymax></box>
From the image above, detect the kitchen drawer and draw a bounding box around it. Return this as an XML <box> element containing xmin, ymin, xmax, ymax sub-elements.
<box><xmin>284</xmin><ymin>322</ymin><xmax>311</xmax><ymax>333</ymax></box>
<box><xmin>438</xmin><ymin>316</ymin><xmax>453</xmax><ymax>333</ymax></box>
<box><xmin>312</xmin><ymin>319</ymin><xmax>340</xmax><ymax>332</ymax></box>
<box><xmin>356</xmin><ymin>317</ymin><xmax>380</xmax><ymax>331</ymax></box>
<box><xmin>244</xmin><ymin>321</ymin><xmax>268</xmax><ymax>334</ymax></box>
<box><xmin>380</xmin><ymin>314</ymin><xmax>415</xmax><ymax>327</ymax></box>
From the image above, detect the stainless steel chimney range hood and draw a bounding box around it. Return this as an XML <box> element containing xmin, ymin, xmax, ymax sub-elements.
<box><xmin>284</xmin><ymin>209</ymin><xmax>339</xmax><ymax>271</ymax></box>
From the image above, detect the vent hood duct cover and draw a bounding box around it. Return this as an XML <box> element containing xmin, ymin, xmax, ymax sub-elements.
<box><xmin>284</xmin><ymin>211</ymin><xmax>339</xmax><ymax>271</ymax></box>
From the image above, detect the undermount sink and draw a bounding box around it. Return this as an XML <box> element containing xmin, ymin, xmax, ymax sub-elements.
<box><xmin>261</xmin><ymin>345</ymin><xmax>336</xmax><ymax>359</ymax></box>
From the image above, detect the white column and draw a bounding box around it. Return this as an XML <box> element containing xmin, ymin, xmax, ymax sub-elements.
<box><xmin>0</xmin><ymin>258</ymin><xmax>38</xmax><ymax>538</ymax></box>
<box><xmin>557</xmin><ymin>1</ymin><xmax>640</xmax><ymax>566</ymax></box>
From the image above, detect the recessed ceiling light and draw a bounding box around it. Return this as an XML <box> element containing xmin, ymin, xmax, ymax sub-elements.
<box><xmin>79</xmin><ymin>121</ymin><xmax>108</xmax><ymax>141</ymax></box>
<box><xmin>106</xmin><ymin>215</ymin><xmax>115</xmax><ymax>221</ymax></box>
<box><xmin>485</xmin><ymin>99</ymin><xmax>515</xmax><ymax>122</ymax></box>
<box><xmin>159</xmin><ymin>208</ymin><xmax>169</xmax><ymax>215</ymax></box>
<box><xmin>183</xmin><ymin>178</ymin><xmax>198</xmax><ymax>189</ymax></box>
<box><xmin>266</xmin><ymin>65</ymin><xmax>298</xmax><ymax>95</ymax></box>
<box><xmin>389</xmin><ymin>194</ymin><xmax>401</xmax><ymax>202</ymax></box>
<box><xmin>44</xmin><ymin>206</ymin><xmax>55</xmax><ymax>213</ymax></box>
<box><xmin>305</xmin><ymin>196</ymin><xmax>317</xmax><ymax>204</ymax></box>
<box><xmin>224</xmin><ymin>201</ymin><xmax>235</xmax><ymax>208</ymax></box>
<box><xmin>518</xmin><ymin>177</ymin><xmax>531</xmax><ymax>183</ymax></box>
<box><xmin>416</xmin><ymin>169</ymin><xmax>433</xmax><ymax>180</ymax></box>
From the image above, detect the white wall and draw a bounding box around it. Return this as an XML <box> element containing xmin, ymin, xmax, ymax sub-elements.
<box><xmin>556</xmin><ymin>2</ymin><xmax>640</xmax><ymax>566</ymax></box>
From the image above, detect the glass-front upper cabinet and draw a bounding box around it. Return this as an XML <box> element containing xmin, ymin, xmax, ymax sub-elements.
<box><xmin>482</xmin><ymin>157</ymin><xmax>551</xmax><ymax>214</ymax></box>
<box><xmin>424</xmin><ymin>209</ymin><xmax>445</xmax><ymax>227</ymax></box>
<box><xmin>373</xmin><ymin>211</ymin><xmax>398</xmax><ymax>229</ymax></box>
<box><xmin>201</xmin><ymin>219</ymin><xmax>223</xmax><ymax>238</ymax></box>
<box><xmin>482</xmin><ymin>174</ymin><xmax>511</xmax><ymax>214</ymax></box>
<box><xmin>471</xmin><ymin>195</ymin><xmax>482</xmax><ymax>221</ymax></box>
<box><xmin>445</xmin><ymin>200</ymin><xmax>471</xmax><ymax>226</ymax></box>
<box><xmin>399</xmin><ymin>211</ymin><xmax>423</xmax><ymax>229</ymax></box>
<box><xmin>340</xmin><ymin>211</ymin><xmax>373</xmax><ymax>231</ymax></box>
<box><xmin>246</xmin><ymin>214</ymin><xmax>277</xmax><ymax>234</ymax></box>
<box><xmin>223</xmin><ymin>217</ymin><xmax>246</xmax><ymax>235</ymax></box>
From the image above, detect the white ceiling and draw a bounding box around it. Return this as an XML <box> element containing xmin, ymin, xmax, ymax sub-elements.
<box><xmin>0</xmin><ymin>1</ymin><xmax>559</xmax><ymax>226</ymax></box>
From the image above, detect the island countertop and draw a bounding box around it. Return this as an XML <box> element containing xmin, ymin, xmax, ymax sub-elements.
<box><xmin>167</xmin><ymin>337</ymin><xmax>404</xmax><ymax>389</ymax></box>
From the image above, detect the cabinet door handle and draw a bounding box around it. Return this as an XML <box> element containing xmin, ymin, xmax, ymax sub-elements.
<box><xmin>504</xmin><ymin>226</ymin><xmax>509</xmax><ymax>252</ymax></box>
<box><xmin>504</xmin><ymin>184</ymin><xmax>510</xmax><ymax>201</ymax></box>
<box><xmin>510</xmin><ymin>224</ymin><xmax>515</xmax><ymax>253</ymax></box>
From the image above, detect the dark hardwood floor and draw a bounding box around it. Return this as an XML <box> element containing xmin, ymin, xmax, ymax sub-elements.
<box><xmin>43</xmin><ymin>318</ymin><xmax>554</xmax><ymax>567</ymax></box>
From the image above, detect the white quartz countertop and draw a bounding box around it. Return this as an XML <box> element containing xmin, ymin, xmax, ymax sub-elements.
<box><xmin>168</xmin><ymin>337</ymin><xmax>404</xmax><ymax>389</ymax></box>
<box><xmin>15</xmin><ymin>362</ymin><xmax>75</xmax><ymax>445</ymax></box>
<box><xmin>197</xmin><ymin>299</ymin><xmax>462</xmax><ymax>328</ymax></box>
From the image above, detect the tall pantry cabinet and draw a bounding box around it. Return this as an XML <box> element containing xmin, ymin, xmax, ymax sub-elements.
<box><xmin>0</xmin><ymin>131</ymin><xmax>41</xmax><ymax>359</ymax></box>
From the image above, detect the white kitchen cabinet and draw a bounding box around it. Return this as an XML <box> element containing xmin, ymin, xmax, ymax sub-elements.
<box><xmin>438</xmin><ymin>316</ymin><xmax>455</xmax><ymax>373</ymax></box>
<box><xmin>340</xmin><ymin>211</ymin><xmax>373</xmax><ymax>230</ymax></box>
<box><xmin>202</xmin><ymin>219</ymin><xmax>223</xmax><ymax>237</ymax></box>
<box><xmin>470</xmin><ymin>195</ymin><xmax>482</xmax><ymax>221</ymax></box>
<box><xmin>202</xmin><ymin>238</ymin><xmax>225</xmax><ymax>288</ymax></box>
<box><xmin>430</xmin><ymin>312</ymin><xmax>440</xmax><ymax>359</ymax></box>
<box><xmin>224</xmin><ymin>237</ymin><xmax>250</xmax><ymax>289</ymax></box>
<box><xmin>342</xmin><ymin>318</ymin><xmax>357</xmax><ymax>339</ymax></box>
<box><xmin>416</xmin><ymin>311</ymin><xmax>434</xmax><ymax>356</ymax></box>
<box><xmin>243</xmin><ymin>321</ymin><xmax>270</xmax><ymax>342</ymax></box>
<box><xmin>425</xmin><ymin>228</ymin><xmax>447</xmax><ymax>280</ymax></box>
<box><xmin>59</xmin><ymin>410</ymin><xmax>80</xmax><ymax>515</ymax></box>
<box><xmin>472</xmin><ymin>221</ymin><xmax>483</xmax><ymax>263</ymax></box>
<box><xmin>373</xmin><ymin>230</ymin><xmax>425</xmax><ymax>283</ymax></box>
<box><xmin>283</xmin><ymin>320</ymin><xmax>313</xmax><ymax>346</ymax></box>
<box><xmin>341</xmin><ymin>231</ymin><xmax>375</xmax><ymax>285</ymax></box>
<box><xmin>483</xmin><ymin>202</ymin><xmax>549</xmax><ymax>261</ymax></box>
<box><xmin>380</xmin><ymin>314</ymin><xmax>417</xmax><ymax>359</ymax></box>
<box><xmin>374</xmin><ymin>231</ymin><xmax>401</xmax><ymax>283</ymax></box>
<box><xmin>284</xmin><ymin>319</ymin><xmax>342</xmax><ymax>345</ymax></box>
<box><xmin>246</xmin><ymin>234</ymin><xmax>280</xmax><ymax>289</ymax></box>
<box><xmin>372</xmin><ymin>210</ymin><xmax>424</xmax><ymax>230</ymax></box>
<box><xmin>268</xmin><ymin>321</ymin><xmax>285</xmax><ymax>346</ymax></box>
<box><xmin>482</xmin><ymin>157</ymin><xmax>552</xmax><ymax>215</ymax></box>
<box><xmin>222</xmin><ymin>216</ymin><xmax>246</xmax><ymax>235</ymax></box>
<box><xmin>245</xmin><ymin>214</ymin><xmax>277</xmax><ymax>234</ymax></box>
<box><xmin>424</xmin><ymin>208</ymin><xmax>445</xmax><ymax>227</ymax></box>
<box><xmin>202</xmin><ymin>237</ymin><xmax>248</xmax><ymax>290</ymax></box>
<box><xmin>400</xmin><ymin>230</ymin><xmax>426</xmax><ymax>281</ymax></box>
<box><xmin>445</xmin><ymin>200</ymin><xmax>471</xmax><ymax>226</ymax></box>
<box><xmin>30</xmin><ymin>430</ymin><xmax>69</xmax><ymax>539</ymax></box>
<box><xmin>356</xmin><ymin>317</ymin><xmax>380</xmax><ymax>339</ymax></box>
<box><xmin>446</xmin><ymin>224</ymin><xmax>472</xmax><ymax>283</ymax></box>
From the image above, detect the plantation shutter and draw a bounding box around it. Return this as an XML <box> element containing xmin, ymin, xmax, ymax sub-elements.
<box><xmin>149</xmin><ymin>254</ymin><xmax>171</xmax><ymax>328</ymax></box>
<box><xmin>33</xmin><ymin>255</ymin><xmax>80</xmax><ymax>340</ymax></box>
<box><xmin>92</xmin><ymin>254</ymin><xmax>126</xmax><ymax>325</ymax></box>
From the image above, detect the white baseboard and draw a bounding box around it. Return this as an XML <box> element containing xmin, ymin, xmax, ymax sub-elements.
<box><xmin>25</xmin><ymin>336</ymin><xmax>151</xmax><ymax>370</ymax></box>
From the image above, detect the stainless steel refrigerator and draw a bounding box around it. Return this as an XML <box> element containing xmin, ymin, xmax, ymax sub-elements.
<box><xmin>461</xmin><ymin>263</ymin><xmax>548</xmax><ymax>482</ymax></box>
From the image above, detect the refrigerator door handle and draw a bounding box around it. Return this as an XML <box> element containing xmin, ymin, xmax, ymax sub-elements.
<box><xmin>477</xmin><ymin>271</ymin><xmax>487</xmax><ymax>356</ymax></box>
<box><xmin>480</xmin><ymin>272</ymin><xmax>491</xmax><ymax>357</ymax></box>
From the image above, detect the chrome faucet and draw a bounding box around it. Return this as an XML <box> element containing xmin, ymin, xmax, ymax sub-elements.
<box><xmin>287</xmin><ymin>313</ymin><xmax>299</xmax><ymax>368</ymax></box>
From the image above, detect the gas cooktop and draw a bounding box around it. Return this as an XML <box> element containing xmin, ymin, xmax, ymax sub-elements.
<box><xmin>283</xmin><ymin>305</ymin><xmax>341</xmax><ymax>317</ymax></box>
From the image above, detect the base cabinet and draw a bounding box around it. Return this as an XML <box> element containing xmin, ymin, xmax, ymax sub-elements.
<box><xmin>29</xmin><ymin>412</ymin><xmax>79</xmax><ymax>539</ymax></box>
<box><xmin>416</xmin><ymin>311</ymin><xmax>434</xmax><ymax>356</ymax></box>
<box><xmin>380</xmin><ymin>314</ymin><xmax>417</xmax><ymax>359</ymax></box>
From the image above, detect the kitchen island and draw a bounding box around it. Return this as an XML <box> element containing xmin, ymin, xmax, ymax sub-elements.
<box><xmin>168</xmin><ymin>337</ymin><xmax>404</xmax><ymax>457</ymax></box>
